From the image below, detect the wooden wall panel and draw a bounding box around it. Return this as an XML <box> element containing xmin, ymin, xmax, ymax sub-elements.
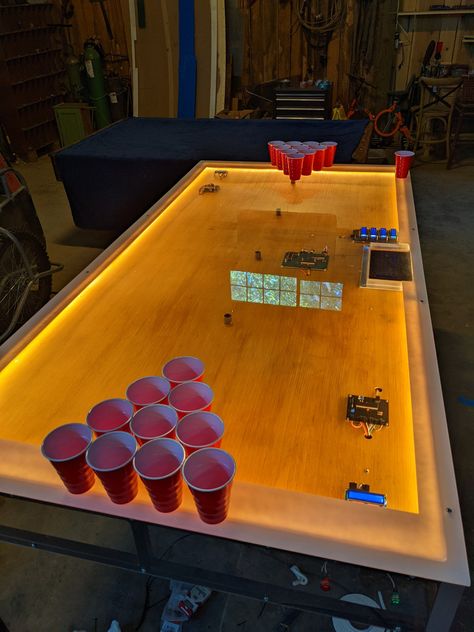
<box><xmin>65</xmin><ymin>0</ymin><xmax>131</xmax><ymax>73</ymax></box>
<box><xmin>239</xmin><ymin>0</ymin><xmax>397</xmax><ymax>114</ymax></box>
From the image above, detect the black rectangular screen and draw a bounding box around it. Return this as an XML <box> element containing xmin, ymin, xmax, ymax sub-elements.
<box><xmin>369</xmin><ymin>250</ymin><xmax>413</xmax><ymax>281</ymax></box>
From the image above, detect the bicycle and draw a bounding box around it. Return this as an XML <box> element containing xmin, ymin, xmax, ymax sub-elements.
<box><xmin>335</xmin><ymin>74</ymin><xmax>414</xmax><ymax>148</ymax></box>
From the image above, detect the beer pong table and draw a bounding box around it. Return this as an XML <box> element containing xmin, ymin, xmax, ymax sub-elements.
<box><xmin>0</xmin><ymin>163</ymin><xmax>469</xmax><ymax>630</ymax></box>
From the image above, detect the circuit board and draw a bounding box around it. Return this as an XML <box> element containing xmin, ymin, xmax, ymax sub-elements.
<box><xmin>282</xmin><ymin>249</ymin><xmax>329</xmax><ymax>271</ymax></box>
<box><xmin>346</xmin><ymin>394</ymin><xmax>389</xmax><ymax>426</ymax></box>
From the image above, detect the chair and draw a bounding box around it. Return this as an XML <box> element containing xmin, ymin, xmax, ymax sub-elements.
<box><xmin>410</xmin><ymin>77</ymin><xmax>463</xmax><ymax>162</ymax></box>
<box><xmin>447</xmin><ymin>77</ymin><xmax>474</xmax><ymax>169</ymax></box>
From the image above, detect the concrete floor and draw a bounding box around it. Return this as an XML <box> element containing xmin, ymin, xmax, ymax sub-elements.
<box><xmin>0</xmin><ymin>156</ymin><xmax>472</xmax><ymax>631</ymax></box>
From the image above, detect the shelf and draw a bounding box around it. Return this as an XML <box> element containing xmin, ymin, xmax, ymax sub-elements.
<box><xmin>11</xmin><ymin>69</ymin><xmax>65</xmax><ymax>87</ymax></box>
<box><xmin>0</xmin><ymin>26</ymin><xmax>57</xmax><ymax>37</ymax></box>
<box><xmin>18</xmin><ymin>93</ymin><xmax>66</xmax><ymax>110</ymax></box>
<box><xmin>5</xmin><ymin>48</ymin><xmax>62</xmax><ymax>62</ymax></box>
<box><xmin>22</xmin><ymin>117</ymin><xmax>55</xmax><ymax>132</ymax></box>
<box><xmin>398</xmin><ymin>9</ymin><xmax>474</xmax><ymax>15</ymax></box>
<box><xmin>0</xmin><ymin>3</ymin><xmax>54</xmax><ymax>8</ymax></box>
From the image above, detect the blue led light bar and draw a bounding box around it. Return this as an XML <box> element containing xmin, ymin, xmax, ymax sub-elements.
<box><xmin>345</xmin><ymin>489</ymin><xmax>387</xmax><ymax>507</ymax></box>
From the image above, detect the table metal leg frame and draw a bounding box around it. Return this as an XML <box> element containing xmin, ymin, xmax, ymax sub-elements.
<box><xmin>0</xmin><ymin>514</ymin><xmax>462</xmax><ymax>631</ymax></box>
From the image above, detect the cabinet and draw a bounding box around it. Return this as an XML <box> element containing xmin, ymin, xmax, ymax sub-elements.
<box><xmin>273</xmin><ymin>87</ymin><xmax>332</xmax><ymax>120</ymax></box>
<box><xmin>0</xmin><ymin>3</ymin><xmax>65</xmax><ymax>160</ymax></box>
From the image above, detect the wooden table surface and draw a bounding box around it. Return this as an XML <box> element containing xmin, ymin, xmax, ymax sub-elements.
<box><xmin>0</xmin><ymin>166</ymin><xmax>416</xmax><ymax>510</ymax></box>
<box><xmin>0</xmin><ymin>163</ymin><xmax>468</xmax><ymax>585</ymax></box>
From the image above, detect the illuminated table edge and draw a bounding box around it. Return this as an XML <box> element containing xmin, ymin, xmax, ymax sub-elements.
<box><xmin>0</xmin><ymin>439</ymin><xmax>469</xmax><ymax>586</ymax></box>
<box><xmin>0</xmin><ymin>162</ymin><xmax>469</xmax><ymax>587</ymax></box>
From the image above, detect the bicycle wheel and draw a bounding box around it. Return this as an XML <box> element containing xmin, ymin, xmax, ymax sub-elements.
<box><xmin>374</xmin><ymin>108</ymin><xmax>401</xmax><ymax>138</ymax></box>
<box><xmin>0</xmin><ymin>232</ymin><xmax>52</xmax><ymax>337</ymax></box>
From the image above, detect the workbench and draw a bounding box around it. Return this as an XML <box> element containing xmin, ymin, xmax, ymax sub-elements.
<box><xmin>0</xmin><ymin>163</ymin><xmax>469</xmax><ymax>631</ymax></box>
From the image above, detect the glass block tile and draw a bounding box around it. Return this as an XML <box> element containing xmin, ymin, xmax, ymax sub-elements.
<box><xmin>320</xmin><ymin>296</ymin><xmax>342</xmax><ymax>311</ymax></box>
<box><xmin>280</xmin><ymin>276</ymin><xmax>297</xmax><ymax>291</ymax></box>
<box><xmin>247</xmin><ymin>272</ymin><xmax>263</xmax><ymax>288</ymax></box>
<box><xmin>321</xmin><ymin>282</ymin><xmax>343</xmax><ymax>298</ymax></box>
<box><xmin>300</xmin><ymin>280</ymin><xmax>321</xmax><ymax>295</ymax></box>
<box><xmin>231</xmin><ymin>285</ymin><xmax>247</xmax><ymax>302</ymax></box>
<box><xmin>264</xmin><ymin>289</ymin><xmax>279</xmax><ymax>305</ymax></box>
<box><xmin>230</xmin><ymin>270</ymin><xmax>247</xmax><ymax>286</ymax></box>
<box><xmin>264</xmin><ymin>274</ymin><xmax>280</xmax><ymax>290</ymax></box>
<box><xmin>248</xmin><ymin>287</ymin><xmax>263</xmax><ymax>303</ymax></box>
<box><xmin>280</xmin><ymin>291</ymin><xmax>297</xmax><ymax>307</ymax></box>
<box><xmin>299</xmin><ymin>294</ymin><xmax>320</xmax><ymax>309</ymax></box>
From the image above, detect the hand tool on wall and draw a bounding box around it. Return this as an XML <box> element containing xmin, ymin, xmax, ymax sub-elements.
<box><xmin>90</xmin><ymin>0</ymin><xmax>114</xmax><ymax>40</ymax></box>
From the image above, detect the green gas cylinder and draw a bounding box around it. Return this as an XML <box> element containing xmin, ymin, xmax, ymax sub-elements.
<box><xmin>83</xmin><ymin>40</ymin><xmax>111</xmax><ymax>129</ymax></box>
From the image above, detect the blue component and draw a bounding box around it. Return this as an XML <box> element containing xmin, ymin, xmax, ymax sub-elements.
<box><xmin>379</xmin><ymin>227</ymin><xmax>387</xmax><ymax>240</ymax></box>
<box><xmin>370</xmin><ymin>227</ymin><xmax>377</xmax><ymax>241</ymax></box>
<box><xmin>360</xmin><ymin>226</ymin><xmax>368</xmax><ymax>239</ymax></box>
<box><xmin>345</xmin><ymin>489</ymin><xmax>387</xmax><ymax>506</ymax></box>
<box><xmin>389</xmin><ymin>228</ymin><xmax>397</xmax><ymax>240</ymax></box>
<box><xmin>178</xmin><ymin>0</ymin><xmax>197</xmax><ymax>119</ymax></box>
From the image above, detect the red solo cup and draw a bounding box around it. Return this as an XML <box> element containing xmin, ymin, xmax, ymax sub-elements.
<box><xmin>86</xmin><ymin>398</ymin><xmax>134</xmax><ymax>437</ymax></box>
<box><xmin>282</xmin><ymin>149</ymin><xmax>297</xmax><ymax>175</ymax></box>
<box><xmin>286</xmin><ymin>141</ymin><xmax>304</xmax><ymax>147</ymax></box>
<box><xmin>162</xmin><ymin>356</ymin><xmax>205</xmax><ymax>388</ymax></box>
<box><xmin>126</xmin><ymin>376</ymin><xmax>171</xmax><ymax>411</ymax></box>
<box><xmin>169</xmin><ymin>381</ymin><xmax>214</xmax><ymax>420</ymax></box>
<box><xmin>299</xmin><ymin>147</ymin><xmax>316</xmax><ymax>175</ymax></box>
<box><xmin>176</xmin><ymin>411</ymin><xmax>225</xmax><ymax>456</ymax></box>
<box><xmin>287</xmin><ymin>152</ymin><xmax>304</xmax><ymax>182</ymax></box>
<box><xmin>130</xmin><ymin>404</ymin><xmax>178</xmax><ymax>445</ymax></box>
<box><xmin>302</xmin><ymin>140</ymin><xmax>318</xmax><ymax>145</ymax></box>
<box><xmin>321</xmin><ymin>141</ymin><xmax>338</xmax><ymax>167</ymax></box>
<box><xmin>275</xmin><ymin>144</ymin><xmax>291</xmax><ymax>170</ymax></box>
<box><xmin>41</xmin><ymin>423</ymin><xmax>95</xmax><ymax>494</ymax></box>
<box><xmin>395</xmin><ymin>150</ymin><xmax>415</xmax><ymax>178</ymax></box>
<box><xmin>268</xmin><ymin>140</ymin><xmax>285</xmax><ymax>166</ymax></box>
<box><xmin>134</xmin><ymin>438</ymin><xmax>185</xmax><ymax>512</ymax></box>
<box><xmin>312</xmin><ymin>145</ymin><xmax>326</xmax><ymax>171</ymax></box>
<box><xmin>183</xmin><ymin>448</ymin><xmax>236</xmax><ymax>524</ymax></box>
<box><xmin>86</xmin><ymin>431</ymin><xmax>138</xmax><ymax>504</ymax></box>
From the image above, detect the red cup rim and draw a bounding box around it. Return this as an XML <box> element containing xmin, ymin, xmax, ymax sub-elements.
<box><xmin>176</xmin><ymin>412</ymin><xmax>224</xmax><ymax>449</ymax></box>
<box><xmin>321</xmin><ymin>141</ymin><xmax>338</xmax><ymax>147</ymax></box>
<box><xmin>86</xmin><ymin>430</ymin><xmax>137</xmax><ymax>472</ymax></box>
<box><xmin>130</xmin><ymin>404</ymin><xmax>178</xmax><ymax>440</ymax></box>
<box><xmin>183</xmin><ymin>447</ymin><xmax>236</xmax><ymax>493</ymax></box>
<box><xmin>126</xmin><ymin>376</ymin><xmax>171</xmax><ymax>406</ymax></box>
<box><xmin>162</xmin><ymin>355</ymin><xmax>205</xmax><ymax>383</ymax></box>
<box><xmin>41</xmin><ymin>423</ymin><xmax>93</xmax><ymax>463</ymax></box>
<box><xmin>133</xmin><ymin>437</ymin><xmax>185</xmax><ymax>480</ymax></box>
<box><xmin>168</xmin><ymin>381</ymin><xmax>214</xmax><ymax>414</ymax></box>
<box><xmin>86</xmin><ymin>398</ymin><xmax>134</xmax><ymax>433</ymax></box>
<box><xmin>287</xmin><ymin>153</ymin><xmax>305</xmax><ymax>159</ymax></box>
<box><xmin>395</xmin><ymin>150</ymin><xmax>415</xmax><ymax>157</ymax></box>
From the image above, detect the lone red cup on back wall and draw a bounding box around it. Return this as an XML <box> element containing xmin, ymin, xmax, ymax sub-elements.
<box><xmin>395</xmin><ymin>150</ymin><xmax>415</xmax><ymax>178</ymax></box>
<box><xmin>86</xmin><ymin>431</ymin><xmax>138</xmax><ymax>504</ymax></box>
<box><xmin>183</xmin><ymin>448</ymin><xmax>236</xmax><ymax>524</ymax></box>
<box><xmin>41</xmin><ymin>423</ymin><xmax>95</xmax><ymax>494</ymax></box>
<box><xmin>134</xmin><ymin>438</ymin><xmax>185</xmax><ymax>512</ymax></box>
